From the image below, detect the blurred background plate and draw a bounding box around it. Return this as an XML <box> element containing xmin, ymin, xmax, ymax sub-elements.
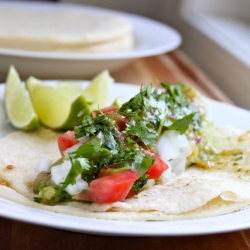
<box><xmin>0</xmin><ymin>1</ymin><xmax>181</xmax><ymax>81</ymax></box>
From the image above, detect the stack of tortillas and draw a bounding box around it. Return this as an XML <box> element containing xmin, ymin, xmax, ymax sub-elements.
<box><xmin>0</xmin><ymin>6</ymin><xmax>134</xmax><ymax>53</ymax></box>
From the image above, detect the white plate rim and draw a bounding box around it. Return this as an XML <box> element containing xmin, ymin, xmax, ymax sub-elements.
<box><xmin>1</xmin><ymin>82</ymin><xmax>250</xmax><ymax>236</ymax></box>
<box><xmin>0</xmin><ymin>1</ymin><xmax>182</xmax><ymax>60</ymax></box>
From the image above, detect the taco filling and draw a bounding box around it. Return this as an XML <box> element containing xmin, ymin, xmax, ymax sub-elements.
<box><xmin>32</xmin><ymin>83</ymin><xmax>206</xmax><ymax>205</ymax></box>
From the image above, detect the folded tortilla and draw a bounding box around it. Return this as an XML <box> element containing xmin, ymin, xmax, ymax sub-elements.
<box><xmin>1</xmin><ymin>127</ymin><xmax>250</xmax><ymax>221</ymax></box>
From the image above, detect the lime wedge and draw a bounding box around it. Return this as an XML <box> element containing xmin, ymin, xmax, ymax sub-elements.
<box><xmin>57</xmin><ymin>70</ymin><xmax>114</xmax><ymax>110</ymax></box>
<box><xmin>112</xmin><ymin>96</ymin><xmax>130</xmax><ymax>108</ymax></box>
<box><xmin>26</xmin><ymin>79</ymin><xmax>90</xmax><ymax>130</ymax></box>
<box><xmin>82</xmin><ymin>70</ymin><xmax>114</xmax><ymax>111</ymax></box>
<box><xmin>4</xmin><ymin>65</ymin><xmax>39</xmax><ymax>130</ymax></box>
<box><xmin>57</xmin><ymin>82</ymin><xmax>84</xmax><ymax>94</ymax></box>
<box><xmin>57</xmin><ymin>82</ymin><xmax>93</xmax><ymax>104</ymax></box>
<box><xmin>25</xmin><ymin>70</ymin><xmax>113</xmax><ymax>130</ymax></box>
<box><xmin>25</xmin><ymin>76</ymin><xmax>43</xmax><ymax>93</ymax></box>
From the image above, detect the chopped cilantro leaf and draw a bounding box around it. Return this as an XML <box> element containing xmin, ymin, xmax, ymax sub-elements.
<box><xmin>72</xmin><ymin>137</ymin><xmax>102</xmax><ymax>158</ymax></box>
<box><xmin>119</xmin><ymin>87</ymin><xmax>144</xmax><ymax>115</ymax></box>
<box><xmin>131</xmin><ymin>175</ymin><xmax>149</xmax><ymax>194</ymax></box>
<box><xmin>103</xmin><ymin>129</ymin><xmax>118</xmax><ymax>152</ymax></box>
<box><xmin>74</xmin><ymin>114</ymin><xmax>116</xmax><ymax>138</ymax></box>
<box><xmin>125</xmin><ymin>120</ymin><xmax>158</xmax><ymax>146</ymax></box>
<box><xmin>121</xmin><ymin>83</ymin><xmax>201</xmax><ymax>139</ymax></box>
<box><xmin>167</xmin><ymin>112</ymin><xmax>196</xmax><ymax>134</ymax></box>
<box><xmin>132</xmin><ymin>153</ymin><xmax>153</xmax><ymax>177</ymax></box>
<box><xmin>60</xmin><ymin>157</ymin><xmax>87</xmax><ymax>190</ymax></box>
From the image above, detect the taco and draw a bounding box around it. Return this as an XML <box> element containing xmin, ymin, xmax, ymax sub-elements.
<box><xmin>1</xmin><ymin>83</ymin><xmax>250</xmax><ymax>221</ymax></box>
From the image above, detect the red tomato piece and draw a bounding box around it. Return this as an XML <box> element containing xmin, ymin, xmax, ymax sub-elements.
<box><xmin>146</xmin><ymin>154</ymin><xmax>168</xmax><ymax>179</ymax></box>
<box><xmin>106</xmin><ymin>112</ymin><xmax>127</xmax><ymax>131</ymax></box>
<box><xmin>92</xmin><ymin>106</ymin><xmax>118</xmax><ymax>118</ymax></box>
<box><xmin>74</xmin><ymin>170</ymin><xmax>138</xmax><ymax>203</ymax></box>
<box><xmin>98</xmin><ymin>167</ymin><xmax>114</xmax><ymax>177</ymax></box>
<box><xmin>142</xmin><ymin>149</ymin><xmax>169</xmax><ymax>179</ymax></box>
<box><xmin>126</xmin><ymin>190</ymin><xmax>137</xmax><ymax>199</ymax></box>
<box><xmin>92</xmin><ymin>106</ymin><xmax>128</xmax><ymax>131</ymax></box>
<box><xmin>100</xmin><ymin>106</ymin><xmax>118</xmax><ymax>114</ymax></box>
<box><xmin>58</xmin><ymin>130</ymin><xmax>79</xmax><ymax>156</ymax></box>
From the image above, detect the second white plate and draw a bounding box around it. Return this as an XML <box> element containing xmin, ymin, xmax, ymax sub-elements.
<box><xmin>0</xmin><ymin>1</ymin><xmax>181</xmax><ymax>80</ymax></box>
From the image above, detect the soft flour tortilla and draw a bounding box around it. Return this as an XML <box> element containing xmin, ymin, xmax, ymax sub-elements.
<box><xmin>0</xmin><ymin>128</ymin><xmax>61</xmax><ymax>199</ymax></box>
<box><xmin>0</xmin><ymin>33</ymin><xmax>134</xmax><ymax>53</ymax></box>
<box><xmin>0</xmin><ymin>6</ymin><xmax>134</xmax><ymax>53</ymax></box>
<box><xmin>1</xmin><ymin>127</ymin><xmax>250</xmax><ymax>221</ymax></box>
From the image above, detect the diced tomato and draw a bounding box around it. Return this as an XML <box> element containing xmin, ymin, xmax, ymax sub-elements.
<box><xmin>74</xmin><ymin>170</ymin><xmax>138</xmax><ymax>203</ymax></box>
<box><xmin>106</xmin><ymin>112</ymin><xmax>127</xmax><ymax>131</ymax></box>
<box><xmin>142</xmin><ymin>149</ymin><xmax>169</xmax><ymax>179</ymax></box>
<box><xmin>98</xmin><ymin>167</ymin><xmax>114</xmax><ymax>177</ymax></box>
<box><xmin>100</xmin><ymin>106</ymin><xmax>118</xmax><ymax>114</ymax></box>
<box><xmin>92</xmin><ymin>106</ymin><xmax>128</xmax><ymax>131</ymax></box>
<box><xmin>126</xmin><ymin>190</ymin><xmax>137</xmax><ymax>199</ymax></box>
<box><xmin>58</xmin><ymin>130</ymin><xmax>79</xmax><ymax>156</ymax></box>
<box><xmin>146</xmin><ymin>154</ymin><xmax>168</xmax><ymax>179</ymax></box>
<box><xmin>92</xmin><ymin>106</ymin><xmax>118</xmax><ymax>118</ymax></box>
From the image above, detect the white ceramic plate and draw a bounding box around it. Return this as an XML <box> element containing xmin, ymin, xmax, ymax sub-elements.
<box><xmin>0</xmin><ymin>1</ymin><xmax>181</xmax><ymax>80</ymax></box>
<box><xmin>1</xmin><ymin>82</ymin><xmax>250</xmax><ymax>236</ymax></box>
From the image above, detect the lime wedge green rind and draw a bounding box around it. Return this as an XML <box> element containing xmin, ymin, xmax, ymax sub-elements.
<box><xmin>4</xmin><ymin>65</ymin><xmax>39</xmax><ymax>130</ymax></box>
<box><xmin>58</xmin><ymin>95</ymin><xmax>90</xmax><ymax>130</ymax></box>
<box><xmin>55</xmin><ymin>70</ymin><xmax>114</xmax><ymax>112</ymax></box>
<box><xmin>26</xmin><ymin>83</ymin><xmax>91</xmax><ymax>130</ymax></box>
